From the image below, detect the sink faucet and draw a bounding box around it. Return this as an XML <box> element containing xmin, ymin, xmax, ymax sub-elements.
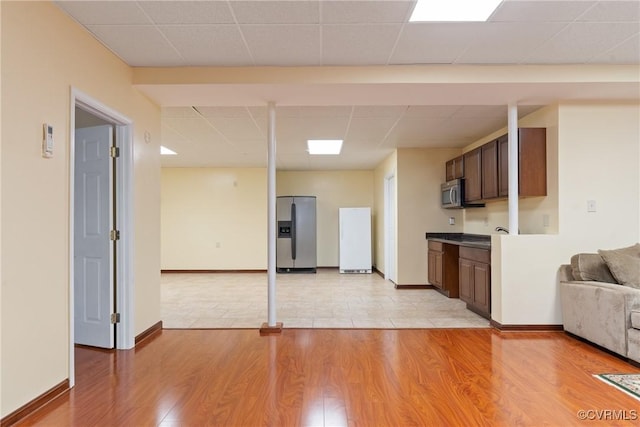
<box><xmin>495</xmin><ymin>226</ymin><xmax>509</xmax><ymax>234</ymax></box>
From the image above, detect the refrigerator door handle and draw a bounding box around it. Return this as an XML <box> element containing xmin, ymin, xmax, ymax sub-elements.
<box><xmin>291</xmin><ymin>202</ymin><xmax>297</xmax><ymax>260</ymax></box>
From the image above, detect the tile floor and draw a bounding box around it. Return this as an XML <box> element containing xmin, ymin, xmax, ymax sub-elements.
<box><xmin>161</xmin><ymin>269</ymin><xmax>490</xmax><ymax>329</ymax></box>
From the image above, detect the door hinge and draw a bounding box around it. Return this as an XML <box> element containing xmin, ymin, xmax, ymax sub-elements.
<box><xmin>110</xmin><ymin>146</ymin><xmax>120</xmax><ymax>158</ymax></box>
<box><xmin>110</xmin><ymin>230</ymin><xmax>120</xmax><ymax>241</ymax></box>
<box><xmin>111</xmin><ymin>313</ymin><xmax>120</xmax><ymax>324</ymax></box>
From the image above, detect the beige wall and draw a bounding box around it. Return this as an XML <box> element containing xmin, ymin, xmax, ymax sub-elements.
<box><xmin>277</xmin><ymin>170</ymin><xmax>374</xmax><ymax>267</ymax></box>
<box><xmin>161</xmin><ymin>168</ymin><xmax>267</xmax><ymax>269</ymax></box>
<box><xmin>1</xmin><ymin>2</ymin><xmax>161</xmax><ymax>417</ymax></box>
<box><xmin>161</xmin><ymin>169</ymin><xmax>374</xmax><ymax>269</ymax></box>
<box><xmin>396</xmin><ymin>148</ymin><xmax>464</xmax><ymax>285</ymax></box>
<box><xmin>373</xmin><ymin>151</ymin><xmax>397</xmax><ymax>275</ymax></box>
<box><xmin>463</xmin><ymin>105</ymin><xmax>560</xmax><ymax>235</ymax></box>
<box><xmin>492</xmin><ymin>102</ymin><xmax>640</xmax><ymax>325</ymax></box>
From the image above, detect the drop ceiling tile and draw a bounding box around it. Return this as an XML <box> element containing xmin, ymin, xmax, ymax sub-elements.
<box><xmin>322</xmin><ymin>24</ymin><xmax>403</xmax><ymax>65</ymax></box>
<box><xmin>590</xmin><ymin>32</ymin><xmax>640</xmax><ymax>63</ymax></box>
<box><xmin>352</xmin><ymin>106</ymin><xmax>408</xmax><ymax>118</ymax></box>
<box><xmin>404</xmin><ymin>106</ymin><xmax>461</xmax><ymax>118</ymax></box>
<box><xmin>86</xmin><ymin>25</ymin><xmax>184</xmax><ymax>66</ymax></box>
<box><xmin>389</xmin><ymin>23</ymin><xmax>478</xmax><ymax>64</ymax></box>
<box><xmin>383</xmin><ymin>116</ymin><xmax>450</xmax><ymax>144</ymax></box>
<box><xmin>159</xmin><ymin>25</ymin><xmax>252</xmax><ymax>66</ymax></box>
<box><xmin>578</xmin><ymin>1</ymin><xmax>640</xmax><ymax>22</ymax></box>
<box><xmin>321</xmin><ymin>1</ymin><xmax>414</xmax><ymax>24</ymax></box>
<box><xmin>231</xmin><ymin>1</ymin><xmax>320</xmax><ymax>24</ymax></box>
<box><xmin>451</xmin><ymin>105</ymin><xmax>505</xmax><ymax>118</ymax></box>
<box><xmin>194</xmin><ymin>107</ymin><xmax>252</xmax><ymax>118</ymax></box>
<box><xmin>161</xmin><ymin>124</ymin><xmax>189</xmax><ymax>144</ymax></box>
<box><xmin>345</xmin><ymin>117</ymin><xmax>400</xmax><ymax>143</ymax></box>
<box><xmin>163</xmin><ymin>117</ymin><xmax>228</xmax><ymax>143</ymax></box>
<box><xmin>276</xmin><ymin>116</ymin><xmax>350</xmax><ymax>143</ymax></box>
<box><xmin>206</xmin><ymin>118</ymin><xmax>265</xmax><ymax>140</ymax></box>
<box><xmin>241</xmin><ymin>25</ymin><xmax>321</xmax><ymax>65</ymax></box>
<box><xmin>490</xmin><ymin>1</ymin><xmax>595</xmax><ymax>22</ymax></box>
<box><xmin>138</xmin><ymin>1</ymin><xmax>235</xmax><ymax>24</ymax></box>
<box><xmin>276</xmin><ymin>106</ymin><xmax>352</xmax><ymax>118</ymax></box>
<box><xmin>524</xmin><ymin>22</ymin><xmax>640</xmax><ymax>63</ymax></box>
<box><xmin>455</xmin><ymin>22</ymin><xmax>567</xmax><ymax>63</ymax></box>
<box><xmin>162</xmin><ymin>107</ymin><xmax>200</xmax><ymax>119</ymax></box>
<box><xmin>55</xmin><ymin>1</ymin><xmax>151</xmax><ymax>25</ymax></box>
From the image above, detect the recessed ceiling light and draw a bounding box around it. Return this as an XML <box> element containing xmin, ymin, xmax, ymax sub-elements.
<box><xmin>409</xmin><ymin>0</ymin><xmax>502</xmax><ymax>22</ymax></box>
<box><xmin>160</xmin><ymin>146</ymin><xmax>177</xmax><ymax>155</ymax></box>
<box><xmin>307</xmin><ymin>140</ymin><xmax>343</xmax><ymax>155</ymax></box>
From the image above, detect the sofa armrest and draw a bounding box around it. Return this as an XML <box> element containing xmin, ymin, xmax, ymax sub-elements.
<box><xmin>559</xmin><ymin>280</ymin><xmax>640</xmax><ymax>356</ymax></box>
<box><xmin>558</xmin><ymin>264</ymin><xmax>573</xmax><ymax>282</ymax></box>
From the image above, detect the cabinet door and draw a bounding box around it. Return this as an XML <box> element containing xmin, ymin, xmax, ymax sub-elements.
<box><xmin>519</xmin><ymin>128</ymin><xmax>547</xmax><ymax>197</ymax></box>
<box><xmin>458</xmin><ymin>258</ymin><xmax>474</xmax><ymax>304</ymax></box>
<box><xmin>454</xmin><ymin>156</ymin><xmax>464</xmax><ymax>179</ymax></box>
<box><xmin>473</xmin><ymin>262</ymin><xmax>491</xmax><ymax>314</ymax></box>
<box><xmin>498</xmin><ymin>135</ymin><xmax>509</xmax><ymax>197</ymax></box>
<box><xmin>434</xmin><ymin>252</ymin><xmax>443</xmax><ymax>287</ymax></box>
<box><xmin>427</xmin><ymin>250</ymin><xmax>437</xmax><ymax>286</ymax></box>
<box><xmin>463</xmin><ymin>148</ymin><xmax>482</xmax><ymax>202</ymax></box>
<box><xmin>482</xmin><ymin>140</ymin><xmax>498</xmax><ymax>199</ymax></box>
<box><xmin>445</xmin><ymin>160</ymin><xmax>455</xmax><ymax>182</ymax></box>
<box><xmin>428</xmin><ymin>250</ymin><xmax>443</xmax><ymax>288</ymax></box>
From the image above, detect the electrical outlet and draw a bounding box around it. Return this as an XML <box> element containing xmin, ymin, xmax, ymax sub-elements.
<box><xmin>543</xmin><ymin>214</ymin><xmax>550</xmax><ymax>227</ymax></box>
<box><xmin>448</xmin><ymin>217</ymin><xmax>455</xmax><ymax>225</ymax></box>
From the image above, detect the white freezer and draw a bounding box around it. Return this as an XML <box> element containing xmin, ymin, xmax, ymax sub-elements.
<box><xmin>339</xmin><ymin>207</ymin><xmax>372</xmax><ymax>273</ymax></box>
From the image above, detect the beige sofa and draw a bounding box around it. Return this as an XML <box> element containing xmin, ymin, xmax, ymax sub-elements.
<box><xmin>559</xmin><ymin>244</ymin><xmax>640</xmax><ymax>364</ymax></box>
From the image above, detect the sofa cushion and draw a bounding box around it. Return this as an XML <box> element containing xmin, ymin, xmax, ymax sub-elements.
<box><xmin>631</xmin><ymin>311</ymin><xmax>640</xmax><ymax>330</ymax></box>
<box><xmin>570</xmin><ymin>253</ymin><xmax>616</xmax><ymax>283</ymax></box>
<box><xmin>600</xmin><ymin>243</ymin><xmax>640</xmax><ymax>258</ymax></box>
<box><xmin>598</xmin><ymin>250</ymin><xmax>640</xmax><ymax>289</ymax></box>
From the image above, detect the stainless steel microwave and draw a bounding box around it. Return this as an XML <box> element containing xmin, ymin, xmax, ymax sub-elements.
<box><xmin>441</xmin><ymin>179</ymin><xmax>485</xmax><ymax>209</ymax></box>
<box><xmin>441</xmin><ymin>179</ymin><xmax>464</xmax><ymax>209</ymax></box>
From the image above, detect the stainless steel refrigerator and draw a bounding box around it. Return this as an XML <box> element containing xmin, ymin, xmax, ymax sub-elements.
<box><xmin>277</xmin><ymin>196</ymin><xmax>316</xmax><ymax>273</ymax></box>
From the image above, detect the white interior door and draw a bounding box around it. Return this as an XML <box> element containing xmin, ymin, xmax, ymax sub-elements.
<box><xmin>74</xmin><ymin>125</ymin><xmax>114</xmax><ymax>348</ymax></box>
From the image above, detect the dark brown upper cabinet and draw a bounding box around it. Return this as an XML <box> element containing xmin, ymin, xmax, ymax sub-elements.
<box><xmin>463</xmin><ymin>147</ymin><xmax>482</xmax><ymax>202</ymax></box>
<box><xmin>481</xmin><ymin>140</ymin><xmax>498</xmax><ymax>199</ymax></box>
<box><xmin>445</xmin><ymin>155</ymin><xmax>464</xmax><ymax>182</ymax></box>
<box><xmin>497</xmin><ymin>128</ymin><xmax>547</xmax><ymax>198</ymax></box>
<box><xmin>446</xmin><ymin>127</ymin><xmax>547</xmax><ymax>204</ymax></box>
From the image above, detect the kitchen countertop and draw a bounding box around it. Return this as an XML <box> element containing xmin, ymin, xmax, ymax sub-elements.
<box><xmin>425</xmin><ymin>232</ymin><xmax>491</xmax><ymax>249</ymax></box>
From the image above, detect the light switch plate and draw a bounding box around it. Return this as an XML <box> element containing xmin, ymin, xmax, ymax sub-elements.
<box><xmin>42</xmin><ymin>123</ymin><xmax>54</xmax><ymax>158</ymax></box>
<box><xmin>587</xmin><ymin>200</ymin><xmax>597</xmax><ymax>212</ymax></box>
<box><xmin>448</xmin><ymin>217</ymin><xmax>455</xmax><ymax>225</ymax></box>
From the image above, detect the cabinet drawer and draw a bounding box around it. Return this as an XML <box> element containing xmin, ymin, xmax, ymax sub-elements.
<box><xmin>428</xmin><ymin>241</ymin><xmax>443</xmax><ymax>251</ymax></box>
<box><xmin>459</xmin><ymin>246</ymin><xmax>490</xmax><ymax>264</ymax></box>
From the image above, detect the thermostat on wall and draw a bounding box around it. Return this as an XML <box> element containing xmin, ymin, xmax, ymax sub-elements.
<box><xmin>42</xmin><ymin>123</ymin><xmax>54</xmax><ymax>158</ymax></box>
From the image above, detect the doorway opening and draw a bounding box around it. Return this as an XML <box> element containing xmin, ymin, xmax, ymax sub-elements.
<box><xmin>70</xmin><ymin>88</ymin><xmax>134</xmax><ymax>387</ymax></box>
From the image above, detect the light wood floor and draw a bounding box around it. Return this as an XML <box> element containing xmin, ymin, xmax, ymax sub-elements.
<box><xmin>19</xmin><ymin>329</ymin><xmax>639</xmax><ymax>426</ymax></box>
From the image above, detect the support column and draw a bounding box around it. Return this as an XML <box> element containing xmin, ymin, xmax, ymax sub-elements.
<box><xmin>507</xmin><ymin>103</ymin><xmax>519</xmax><ymax>235</ymax></box>
<box><xmin>261</xmin><ymin>101</ymin><xmax>282</xmax><ymax>335</ymax></box>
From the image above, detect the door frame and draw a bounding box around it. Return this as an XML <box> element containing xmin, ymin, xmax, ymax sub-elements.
<box><xmin>69</xmin><ymin>88</ymin><xmax>135</xmax><ymax>387</ymax></box>
<box><xmin>384</xmin><ymin>173</ymin><xmax>397</xmax><ymax>283</ymax></box>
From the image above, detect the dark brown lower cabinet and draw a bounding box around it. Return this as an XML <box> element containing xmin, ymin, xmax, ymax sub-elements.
<box><xmin>427</xmin><ymin>241</ymin><xmax>459</xmax><ymax>298</ymax></box>
<box><xmin>458</xmin><ymin>246</ymin><xmax>491</xmax><ymax>319</ymax></box>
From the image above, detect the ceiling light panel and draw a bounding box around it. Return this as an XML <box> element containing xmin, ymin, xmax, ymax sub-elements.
<box><xmin>409</xmin><ymin>0</ymin><xmax>503</xmax><ymax>22</ymax></box>
<box><xmin>307</xmin><ymin>139</ymin><xmax>343</xmax><ymax>155</ymax></box>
